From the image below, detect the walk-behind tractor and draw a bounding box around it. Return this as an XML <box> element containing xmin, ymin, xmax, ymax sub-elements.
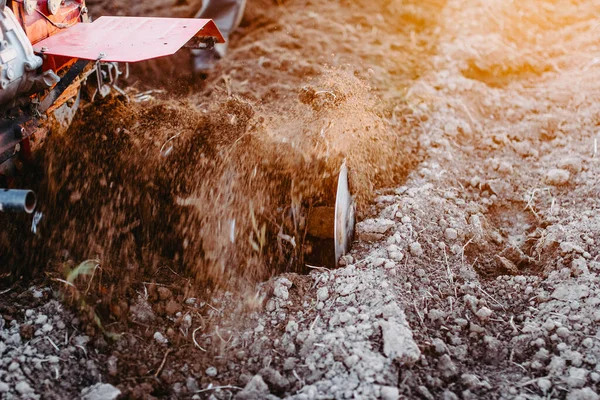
<box><xmin>0</xmin><ymin>0</ymin><xmax>223</xmax><ymax>208</ymax></box>
<box><xmin>0</xmin><ymin>0</ymin><xmax>355</xmax><ymax>264</ymax></box>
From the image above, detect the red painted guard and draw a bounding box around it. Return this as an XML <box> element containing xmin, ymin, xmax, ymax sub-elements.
<box><xmin>32</xmin><ymin>16</ymin><xmax>225</xmax><ymax>63</ymax></box>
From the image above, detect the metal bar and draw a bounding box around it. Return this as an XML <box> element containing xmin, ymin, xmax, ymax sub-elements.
<box><xmin>39</xmin><ymin>58</ymin><xmax>89</xmax><ymax>113</ymax></box>
<box><xmin>0</xmin><ymin>189</ymin><xmax>37</xmax><ymax>213</ymax></box>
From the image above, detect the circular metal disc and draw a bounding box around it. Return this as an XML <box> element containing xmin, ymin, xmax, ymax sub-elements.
<box><xmin>334</xmin><ymin>161</ymin><xmax>355</xmax><ymax>263</ymax></box>
<box><xmin>47</xmin><ymin>0</ymin><xmax>61</xmax><ymax>15</ymax></box>
<box><xmin>24</xmin><ymin>0</ymin><xmax>37</xmax><ymax>15</ymax></box>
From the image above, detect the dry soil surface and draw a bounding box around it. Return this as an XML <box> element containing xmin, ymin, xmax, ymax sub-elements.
<box><xmin>3</xmin><ymin>0</ymin><xmax>600</xmax><ymax>399</ymax></box>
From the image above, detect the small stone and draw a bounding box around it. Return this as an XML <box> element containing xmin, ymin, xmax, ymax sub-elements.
<box><xmin>165</xmin><ymin>300</ymin><xmax>181</xmax><ymax>315</ymax></box>
<box><xmin>130</xmin><ymin>296</ymin><xmax>156</xmax><ymax>323</ymax></box>
<box><xmin>431</xmin><ymin>338</ymin><xmax>447</xmax><ymax>354</ymax></box>
<box><xmin>513</xmin><ymin>141</ymin><xmax>531</xmax><ymax>156</ymax></box>
<box><xmin>442</xmin><ymin>390</ymin><xmax>459</xmax><ymax>400</ymax></box>
<box><xmin>469</xmin><ymin>215</ymin><xmax>482</xmax><ymax>232</ymax></box>
<box><xmin>265</xmin><ymin>300</ymin><xmax>276</xmax><ymax>312</ymax></box>
<box><xmin>205</xmin><ymin>366</ymin><xmax>218</xmax><ymax>377</ymax></box>
<box><xmin>234</xmin><ymin>375</ymin><xmax>269</xmax><ymax>399</ymax></box>
<box><xmin>476</xmin><ymin>307</ymin><xmax>493</xmax><ymax>321</ymax></box>
<box><xmin>258</xmin><ymin>367</ymin><xmax>289</xmax><ymax>392</ymax></box>
<box><xmin>545</xmin><ymin>168</ymin><xmax>570</xmax><ymax>186</ymax></box>
<box><xmin>344</xmin><ymin>355</ymin><xmax>359</xmax><ymax>368</ymax></box>
<box><xmin>356</xmin><ymin>218</ymin><xmax>395</xmax><ymax>241</ymax></box>
<box><xmin>557</xmin><ymin>157</ymin><xmax>583</xmax><ymax>173</ymax></box>
<box><xmin>537</xmin><ymin>377</ymin><xmax>552</xmax><ymax>393</ymax></box>
<box><xmin>381</xmin><ymin>386</ymin><xmax>400</xmax><ymax>400</ymax></box>
<box><xmin>417</xmin><ymin>386</ymin><xmax>434</xmax><ymax>400</ymax></box>
<box><xmin>0</xmin><ymin>382</ymin><xmax>8</xmax><ymax>393</ymax></box>
<box><xmin>157</xmin><ymin>287</ymin><xmax>172</xmax><ymax>300</ymax></box>
<box><xmin>34</xmin><ymin>314</ymin><xmax>48</xmax><ymax>325</ymax></box>
<box><xmin>445</xmin><ymin>228</ymin><xmax>458</xmax><ymax>241</ymax></box>
<box><xmin>566</xmin><ymin>367</ymin><xmax>588</xmax><ymax>388</ymax></box>
<box><xmin>497</xmin><ymin>161</ymin><xmax>513</xmax><ymax>174</ymax></box>
<box><xmin>567</xmin><ymin>388</ymin><xmax>600</xmax><ymax>400</ymax></box>
<box><xmin>107</xmin><ymin>355</ymin><xmax>118</xmax><ymax>377</ymax></box>
<box><xmin>316</xmin><ymin>287</ymin><xmax>329</xmax><ymax>302</ymax></box>
<box><xmin>556</xmin><ymin>326</ymin><xmax>570</xmax><ymax>339</ymax></box>
<box><xmin>461</xmin><ymin>374</ymin><xmax>483</xmax><ymax>390</ymax></box>
<box><xmin>560</xmin><ymin>242</ymin><xmax>586</xmax><ymax>255</ymax></box>
<box><xmin>273</xmin><ymin>279</ymin><xmax>292</xmax><ymax>300</ymax></box>
<box><xmin>380</xmin><ymin>320</ymin><xmax>421</xmax><ymax>365</ymax></box>
<box><xmin>81</xmin><ymin>383</ymin><xmax>121</xmax><ymax>400</ymax></box>
<box><xmin>185</xmin><ymin>377</ymin><xmax>199</xmax><ymax>392</ymax></box>
<box><xmin>283</xmin><ymin>358</ymin><xmax>297</xmax><ymax>371</ymax></box>
<box><xmin>571</xmin><ymin>258</ymin><xmax>589</xmax><ymax>276</ymax></box>
<box><xmin>410</xmin><ymin>242</ymin><xmax>424</xmax><ymax>257</ymax></box>
<box><xmin>285</xmin><ymin>320</ymin><xmax>298</xmax><ymax>333</ymax></box>
<box><xmin>153</xmin><ymin>331</ymin><xmax>168</xmax><ymax>344</ymax></box>
<box><xmin>15</xmin><ymin>382</ymin><xmax>34</xmax><ymax>395</ymax></box>
<box><xmin>438</xmin><ymin>354</ymin><xmax>458</xmax><ymax>378</ymax></box>
<box><xmin>552</xmin><ymin>284</ymin><xmax>589</xmax><ymax>301</ymax></box>
<box><xmin>428</xmin><ymin>309</ymin><xmax>446</xmax><ymax>322</ymax></box>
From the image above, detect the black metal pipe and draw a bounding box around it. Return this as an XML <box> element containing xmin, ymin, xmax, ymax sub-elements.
<box><xmin>0</xmin><ymin>189</ymin><xmax>37</xmax><ymax>213</ymax></box>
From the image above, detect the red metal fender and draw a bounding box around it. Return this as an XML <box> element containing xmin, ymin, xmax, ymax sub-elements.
<box><xmin>31</xmin><ymin>16</ymin><xmax>225</xmax><ymax>63</ymax></box>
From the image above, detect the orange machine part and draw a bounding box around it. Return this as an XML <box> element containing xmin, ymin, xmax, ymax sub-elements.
<box><xmin>8</xmin><ymin>0</ymin><xmax>85</xmax><ymax>72</ymax></box>
<box><xmin>9</xmin><ymin>0</ymin><xmax>85</xmax><ymax>44</ymax></box>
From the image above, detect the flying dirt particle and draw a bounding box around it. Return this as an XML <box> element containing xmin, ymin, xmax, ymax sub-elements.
<box><xmin>545</xmin><ymin>168</ymin><xmax>570</xmax><ymax>186</ymax></box>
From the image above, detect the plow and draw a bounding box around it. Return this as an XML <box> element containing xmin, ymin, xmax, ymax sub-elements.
<box><xmin>0</xmin><ymin>0</ymin><xmax>355</xmax><ymax>265</ymax></box>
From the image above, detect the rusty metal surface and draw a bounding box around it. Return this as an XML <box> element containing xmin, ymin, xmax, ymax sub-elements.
<box><xmin>32</xmin><ymin>16</ymin><xmax>225</xmax><ymax>62</ymax></box>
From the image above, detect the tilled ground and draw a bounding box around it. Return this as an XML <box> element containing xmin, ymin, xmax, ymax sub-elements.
<box><xmin>3</xmin><ymin>0</ymin><xmax>600</xmax><ymax>399</ymax></box>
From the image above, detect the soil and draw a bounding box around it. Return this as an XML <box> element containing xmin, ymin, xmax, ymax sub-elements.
<box><xmin>3</xmin><ymin>0</ymin><xmax>600</xmax><ymax>399</ymax></box>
